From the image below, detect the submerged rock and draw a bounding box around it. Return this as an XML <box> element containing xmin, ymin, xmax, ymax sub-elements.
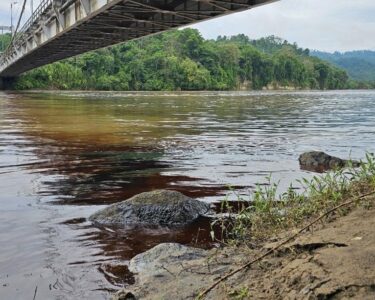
<box><xmin>89</xmin><ymin>190</ymin><xmax>210</xmax><ymax>226</ymax></box>
<box><xmin>299</xmin><ymin>151</ymin><xmax>359</xmax><ymax>172</ymax></box>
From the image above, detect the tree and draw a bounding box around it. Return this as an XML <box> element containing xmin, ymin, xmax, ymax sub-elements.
<box><xmin>13</xmin><ymin>30</ymin><xmax>353</xmax><ymax>91</ymax></box>
<box><xmin>315</xmin><ymin>62</ymin><xmax>330</xmax><ymax>89</ymax></box>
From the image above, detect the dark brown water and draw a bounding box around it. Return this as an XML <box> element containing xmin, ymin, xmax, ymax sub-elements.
<box><xmin>0</xmin><ymin>90</ymin><xmax>374</xmax><ymax>299</ymax></box>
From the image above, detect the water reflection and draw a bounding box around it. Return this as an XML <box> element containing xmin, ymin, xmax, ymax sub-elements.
<box><xmin>7</xmin><ymin>93</ymin><xmax>252</xmax><ymax>205</ymax></box>
<box><xmin>1</xmin><ymin>90</ymin><xmax>374</xmax><ymax>299</ymax></box>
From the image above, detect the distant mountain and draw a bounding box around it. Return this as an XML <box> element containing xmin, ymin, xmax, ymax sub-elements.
<box><xmin>311</xmin><ymin>50</ymin><xmax>375</xmax><ymax>82</ymax></box>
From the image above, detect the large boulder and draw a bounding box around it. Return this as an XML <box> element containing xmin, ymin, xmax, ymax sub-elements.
<box><xmin>89</xmin><ymin>190</ymin><xmax>210</xmax><ymax>226</ymax></box>
<box><xmin>299</xmin><ymin>151</ymin><xmax>359</xmax><ymax>172</ymax></box>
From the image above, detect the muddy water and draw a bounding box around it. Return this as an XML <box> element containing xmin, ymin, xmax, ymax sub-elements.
<box><xmin>0</xmin><ymin>90</ymin><xmax>374</xmax><ymax>299</ymax></box>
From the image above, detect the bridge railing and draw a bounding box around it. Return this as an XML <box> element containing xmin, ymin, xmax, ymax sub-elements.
<box><xmin>19</xmin><ymin>0</ymin><xmax>53</xmax><ymax>35</ymax></box>
<box><xmin>0</xmin><ymin>0</ymin><xmax>53</xmax><ymax>67</ymax></box>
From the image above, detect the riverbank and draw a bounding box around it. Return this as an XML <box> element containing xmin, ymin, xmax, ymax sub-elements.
<box><xmin>112</xmin><ymin>156</ymin><xmax>375</xmax><ymax>299</ymax></box>
<box><xmin>113</xmin><ymin>196</ymin><xmax>375</xmax><ymax>300</ymax></box>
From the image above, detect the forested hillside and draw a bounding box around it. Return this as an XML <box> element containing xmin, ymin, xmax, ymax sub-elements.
<box><xmin>1</xmin><ymin>29</ymin><xmax>364</xmax><ymax>90</ymax></box>
<box><xmin>312</xmin><ymin>50</ymin><xmax>375</xmax><ymax>83</ymax></box>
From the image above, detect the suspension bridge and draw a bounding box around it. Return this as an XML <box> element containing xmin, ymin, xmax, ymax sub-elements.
<box><xmin>0</xmin><ymin>0</ymin><xmax>277</xmax><ymax>89</ymax></box>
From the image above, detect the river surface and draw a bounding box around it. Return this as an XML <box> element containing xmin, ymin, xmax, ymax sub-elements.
<box><xmin>0</xmin><ymin>90</ymin><xmax>374</xmax><ymax>299</ymax></box>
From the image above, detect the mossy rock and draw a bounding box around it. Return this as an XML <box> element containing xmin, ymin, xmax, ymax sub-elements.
<box><xmin>89</xmin><ymin>190</ymin><xmax>210</xmax><ymax>226</ymax></box>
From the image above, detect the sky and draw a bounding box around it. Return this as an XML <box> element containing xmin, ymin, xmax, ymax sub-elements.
<box><xmin>190</xmin><ymin>0</ymin><xmax>375</xmax><ymax>52</ymax></box>
<box><xmin>1</xmin><ymin>0</ymin><xmax>375</xmax><ymax>52</ymax></box>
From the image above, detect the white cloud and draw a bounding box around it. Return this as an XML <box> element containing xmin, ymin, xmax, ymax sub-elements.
<box><xmin>190</xmin><ymin>0</ymin><xmax>375</xmax><ymax>52</ymax></box>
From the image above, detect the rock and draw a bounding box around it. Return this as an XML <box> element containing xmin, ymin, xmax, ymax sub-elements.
<box><xmin>89</xmin><ymin>190</ymin><xmax>210</xmax><ymax>226</ymax></box>
<box><xmin>111</xmin><ymin>290</ymin><xmax>136</xmax><ymax>300</ymax></box>
<box><xmin>129</xmin><ymin>243</ymin><xmax>207</xmax><ymax>275</ymax></box>
<box><xmin>299</xmin><ymin>151</ymin><xmax>359</xmax><ymax>172</ymax></box>
<box><xmin>111</xmin><ymin>243</ymin><xmax>209</xmax><ymax>300</ymax></box>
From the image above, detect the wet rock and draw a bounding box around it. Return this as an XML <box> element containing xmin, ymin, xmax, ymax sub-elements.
<box><xmin>89</xmin><ymin>190</ymin><xmax>210</xmax><ymax>226</ymax></box>
<box><xmin>299</xmin><ymin>151</ymin><xmax>359</xmax><ymax>172</ymax></box>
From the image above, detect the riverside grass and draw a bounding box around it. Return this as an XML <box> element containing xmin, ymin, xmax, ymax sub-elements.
<box><xmin>212</xmin><ymin>153</ymin><xmax>375</xmax><ymax>245</ymax></box>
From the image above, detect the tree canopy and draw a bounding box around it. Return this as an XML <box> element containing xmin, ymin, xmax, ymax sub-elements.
<box><xmin>312</xmin><ymin>50</ymin><xmax>375</xmax><ymax>84</ymax></box>
<box><xmin>9</xmin><ymin>29</ymin><xmax>368</xmax><ymax>90</ymax></box>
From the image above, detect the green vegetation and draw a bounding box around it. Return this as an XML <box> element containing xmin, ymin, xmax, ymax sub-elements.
<box><xmin>214</xmin><ymin>154</ymin><xmax>375</xmax><ymax>244</ymax></box>
<box><xmin>312</xmin><ymin>50</ymin><xmax>375</xmax><ymax>87</ymax></box>
<box><xmin>14</xmin><ymin>29</ymin><xmax>352</xmax><ymax>91</ymax></box>
<box><xmin>0</xmin><ymin>33</ymin><xmax>11</xmax><ymax>52</ymax></box>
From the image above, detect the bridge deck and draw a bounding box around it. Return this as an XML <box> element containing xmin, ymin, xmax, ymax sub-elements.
<box><xmin>0</xmin><ymin>0</ymin><xmax>277</xmax><ymax>77</ymax></box>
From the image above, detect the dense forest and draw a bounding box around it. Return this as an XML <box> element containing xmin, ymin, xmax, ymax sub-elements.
<box><xmin>312</xmin><ymin>50</ymin><xmax>375</xmax><ymax>84</ymax></box>
<box><xmin>1</xmin><ymin>29</ymin><xmax>372</xmax><ymax>90</ymax></box>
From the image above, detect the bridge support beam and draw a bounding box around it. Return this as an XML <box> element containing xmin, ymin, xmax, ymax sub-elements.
<box><xmin>0</xmin><ymin>77</ymin><xmax>17</xmax><ymax>90</ymax></box>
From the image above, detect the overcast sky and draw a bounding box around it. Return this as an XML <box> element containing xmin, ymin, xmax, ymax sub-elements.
<box><xmin>191</xmin><ymin>0</ymin><xmax>375</xmax><ymax>52</ymax></box>
<box><xmin>1</xmin><ymin>0</ymin><xmax>375</xmax><ymax>52</ymax></box>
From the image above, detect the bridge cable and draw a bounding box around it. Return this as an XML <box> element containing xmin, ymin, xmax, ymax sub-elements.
<box><xmin>5</xmin><ymin>0</ymin><xmax>28</xmax><ymax>55</ymax></box>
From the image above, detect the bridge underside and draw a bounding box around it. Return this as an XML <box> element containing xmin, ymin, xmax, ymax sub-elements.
<box><xmin>0</xmin><ymin>77</ymin><xmax>16</xmax><ymax>90</ymax></box>
<box><xmin>0</xmin><ymin>0</ymin><xmax>277</xmax><ymax>77</ymax></box>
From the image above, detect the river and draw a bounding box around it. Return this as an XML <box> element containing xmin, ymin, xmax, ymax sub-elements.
<box><xmin>0</xmin><ymin>90</ymin><xmax>374</xmax><ymax>299</ymax></box>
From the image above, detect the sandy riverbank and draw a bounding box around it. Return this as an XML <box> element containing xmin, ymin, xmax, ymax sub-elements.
<box><xmin>112</xmin><ymin>192</ymin><xmax>375</xmax><ymax>300</ymax></box>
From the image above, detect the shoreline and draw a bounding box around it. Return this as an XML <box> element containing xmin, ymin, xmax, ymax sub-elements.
<box><xmin>6</xmin><ymin>88</ymin><xmax>375</xmax><ymax>93</ymax></box>
<box><xmin>112</xmin><ymin>188</ymin><xmax>375</xmax><ymax>300</ymax></box>
<box><xmin>111</xmin><ymin>154</ymin><xmax>375</xmax><ymax>299</ymax></box>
